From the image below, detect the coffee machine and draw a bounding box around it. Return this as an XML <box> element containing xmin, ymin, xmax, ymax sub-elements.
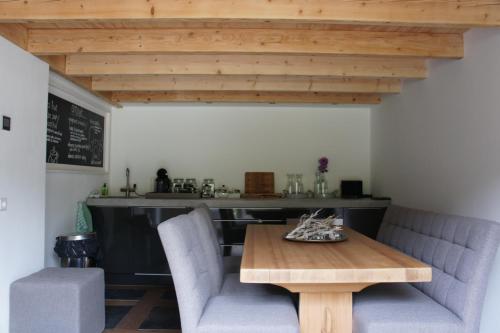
<box><xmin>154</xmin><ymin>168</ymin><xmax>171</xmax><ymax>193</ymax></box>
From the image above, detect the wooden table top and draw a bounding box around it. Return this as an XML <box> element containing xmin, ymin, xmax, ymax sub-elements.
<box><xmin>240</xmin><ymin>225</ymin><xmax>432</xmax><ymax>285</ymax></box>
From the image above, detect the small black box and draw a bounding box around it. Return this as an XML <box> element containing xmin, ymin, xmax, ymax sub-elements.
<box><xmin>341</xmin><ymin>180</ymin><xmax>363</xmax><ymax>198</ymax></box>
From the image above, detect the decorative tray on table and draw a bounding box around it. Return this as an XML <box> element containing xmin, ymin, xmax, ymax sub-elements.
<box><xmin>283</xmin><ymin>231</ymin><xmax>347</xmax><ymax>243</ymax></box>
<box><xmin>283</xmin><ymin>210</ymin><xmax>348</xmax><ymax>243</ymax></box>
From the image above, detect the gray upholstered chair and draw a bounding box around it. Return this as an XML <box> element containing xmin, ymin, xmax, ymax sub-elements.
<box><xmin>194</xmin><ymin>204</ymin><xmax>242</xmax><ymax>274</ymax></box>
<box><xmin>192</xmin><ymin>205</ymin><xmax>287</xmax><ymax>297</ymax></box>
<box><xmin>354</xmin><ymin>205</ymin><xmax>500</xmax><ymax>333</ymax></box>
<box><xmin>158</xmin><ymin>213</ymin><xmax>299</xmax><ymax>333</ymax></box>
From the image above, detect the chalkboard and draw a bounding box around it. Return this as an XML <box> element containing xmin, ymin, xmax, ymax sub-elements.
<box><xmin>46</xmin><ymin>93</ymin><xmax>105</xmax><ymax>168</ymax></box>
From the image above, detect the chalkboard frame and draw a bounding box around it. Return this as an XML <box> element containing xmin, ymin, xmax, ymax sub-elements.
<box><xmin>46</xmin><ymin>85</ymin><xmax>110</xmax><ymax>174</ymax></box>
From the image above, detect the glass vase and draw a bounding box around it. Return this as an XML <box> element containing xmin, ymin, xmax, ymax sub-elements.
<box><xmin>314</xmin><ymin>172</ymin><xmax>329</xmax><ymax>198</ymax></box>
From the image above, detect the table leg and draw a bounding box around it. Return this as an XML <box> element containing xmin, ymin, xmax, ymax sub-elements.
<box><xmin>299</xmin><ymin>292</ymin><xmax>352</xmax><ymax>333</ymax></box>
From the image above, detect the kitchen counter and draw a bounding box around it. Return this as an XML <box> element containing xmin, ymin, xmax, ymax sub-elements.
<box><xmin>88</xmin><ymin>196</ymin><xmax>390</xmax><ymax>284</ymax></box>
<box><xmin>86</xmin><ymin>197</ymin><xmax>391</xmax><ymax>208</ymax></box>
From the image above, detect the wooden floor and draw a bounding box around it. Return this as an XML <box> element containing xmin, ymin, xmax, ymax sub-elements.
<box><xmin>103</xmin><ymin>284</ymin><xmax>181</xmax><ymax>333</ymax></box>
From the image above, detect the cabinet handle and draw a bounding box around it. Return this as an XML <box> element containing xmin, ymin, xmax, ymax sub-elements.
<box><xmin>216</xmin><ymin>208</ymin><xmax>282</xmax><ymax>210</ymax></box>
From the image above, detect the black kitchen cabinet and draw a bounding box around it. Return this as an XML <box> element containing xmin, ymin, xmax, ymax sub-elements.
<box><xmin>89</xmin><ymin>205</ymin><xmax>387</xmax><ymax>284</ymax></box>
<box><xmin>211</xmin><ymin>208</ymin><xmax>316</xmax><ymax>256</ymax></box>
<box><xmin>90</xmin><ymin>206</ymin><xmax>190</xmax><ymax>284</ymax></box>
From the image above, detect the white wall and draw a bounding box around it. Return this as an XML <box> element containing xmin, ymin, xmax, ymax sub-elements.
<box><xmin>109</xmin><ymin>104</ymin><xmax>372</xmax><ymax>196</ymax></box>
<box><xmin>45</xmin><ymin>73</ymin><xmax>111</xmax><ymax>267</ymax></box>
<box><xmin>371</xmin><ymin>29</ymin><xmax>500</xmax><ymax>333</ymax></box>
<box><xmin>0</xmin><ymin>37</ymin><xmax>49</xmax><ymax>333</ymax></box>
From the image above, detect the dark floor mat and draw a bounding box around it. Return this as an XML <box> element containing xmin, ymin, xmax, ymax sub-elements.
<box><xmin>161</xmin><ymin>288</ymin><xmax>177</xmax><ymax>300</ymax></box>
<box><xmin>105</xmin><ymin>289</ymin><xmax>146</xmax><ymax>300</ymax></box>
<box><xmin>105</xmin><ymin>306</ymin><xmax>132</xmax><ymax>329</ymax></box>
<box><xmin>139</xmin><ymin>306</ymin><xmax>181</xmax><ymax>330</ymax></box>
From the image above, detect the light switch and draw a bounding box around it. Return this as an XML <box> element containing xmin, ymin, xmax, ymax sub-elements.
<box><xmin>0</xmin><ymin>198</ymin><xmax>7</xmax><ymax>211</ymax></box>
<box><xmin>2</xmin><ymin>116</ymin><xmax>11</xmax><ymax>131</ymax></box>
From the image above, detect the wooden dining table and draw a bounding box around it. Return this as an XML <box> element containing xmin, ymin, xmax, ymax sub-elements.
<box><xmin>240</xmin><ymin>224</ymin><xmax>432</xmax><ymax>333</ymax></box>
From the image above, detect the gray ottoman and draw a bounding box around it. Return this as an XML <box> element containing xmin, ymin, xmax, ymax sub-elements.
<box><xmin>10</xmin><ymin>268</ymin><xmax>105</xmax><ymax>333</ymax></box>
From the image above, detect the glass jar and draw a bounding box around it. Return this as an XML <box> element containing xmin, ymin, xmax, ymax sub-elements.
<box><xmin>186</xmin><ymin>178</ymin><xmax>197</xmax><ymax>187</ymax></box>
<box><xmin>185</xmin><ymin>178</ymin><xmax>198</xmax><ymax>193</ymax></box>
<box><xmin>172</xmin><ymin>178</ymin><xmax>184</xmax><ymax>193</ymax></box>
<box><xmin>203</xmin><ymin>178</ymin><xmax>214</xmax><ymax>185</ymax></box>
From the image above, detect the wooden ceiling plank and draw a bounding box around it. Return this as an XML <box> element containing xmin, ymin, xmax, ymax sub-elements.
<box><xmin>66</xmin><ymin>54</ymin><xmax>428</xmax><ymax>79</ymax></box>
<box><xmin>0</xmin><ymin>23</ymin><xmax>27</xmax><ymax>49</ymax></box>
<box><xmin>27</xmin><ymin>28</ymin><xmax>464</xmax><ymax>59</ymax></box>
<box><xmin>1</xmin><ymin>0</ymin><xmax>499</xmax><ymax>27</ymax></box>
<box><xmin>21</xmin><ymin>21</ymin><xmax>469</xmax><ymax>34</ymax></box>
<box><xmin>48</xmin><ymin>71</ymin><xmax>121</xmax><ymax>107</ymax></box>
<box><xmin>41</xmin><ymin>58</ymin><xmax>121</xmax><ymax>107</ymax></box>
<box><xmin>111</xmin><ymin>91</ymin><xmax>382</xmax><ymax>105</ymax></box>
<box><xmin>38</xmin><ymin>55</ymin><xmax>67</xmax><ymax>74</ymax></box>
<box><xmin>92</xmin><ymin>75</ymin><xmax>401</xmax><ymax>93</ymax></box>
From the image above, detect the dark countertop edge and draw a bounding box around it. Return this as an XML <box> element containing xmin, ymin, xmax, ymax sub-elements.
<box><xmin>86</xmin><ymin>198</ymin><xmax>391</xmax><ymax>209</ymax></box>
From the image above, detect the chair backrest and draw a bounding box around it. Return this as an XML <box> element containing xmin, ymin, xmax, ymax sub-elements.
<box><xmin>158</xmin><ymin>214</ymin><xmax>221</xmax><ymax>333</ymax></box>
<box><xmin>377</xmin><ymin>205</ymin><xmax>500</xmax><ymax>333</ymax></box>
<box><xmin>194</xmin><ymin>204</ymin><xmax>222</xmax><ymax>256</ymax></box>
<box><xmin>189</xmin><ymin>206</ymin><xmax>224</xmax><ymax>292</ymax></box>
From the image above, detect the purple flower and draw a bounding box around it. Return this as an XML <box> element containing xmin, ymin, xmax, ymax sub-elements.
<box><xmin>318</xmin><ymin>157</ymin><xmax>329</xmax><ymax>173</ymax></box>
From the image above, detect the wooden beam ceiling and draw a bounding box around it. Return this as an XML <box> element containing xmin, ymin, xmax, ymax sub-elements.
<box><xmin>19</xmin><ymin>22</ymin><xmax>469</xmax><ymax>34</ymax></box>
<box><xmin>37</xmin><ymin>54</ymin><xmax>117</xmax><ymax>106</ymax></box>
<box><xmin>92</xmin><ymin>75</ymin><xmax>401</xmax><ymax>93</ymax></box>
<box><xmin>0</xmin><ymin>24</ymin><xmax>118</xmax><ymax>106</ymax></box>
<box><xmin>27</xmin><ymin>28</ymin><xmax>463</xmax><ymax>58</ymax></box>
<box><xmin>65</xmin><ymin>54</ymin><xmax>428</xmax><ymax>79</ymax></box>
<box><xmin>111</xmin><ymin>92</ymin><xmax>382</xmax><ymax>105</ymax></box>
<box><xmin>1</xmin><ymin>0</ymin><xmax>499</xmax><ymax>27</ymax></box>
<box><xmin>0</xmin><ymin>1</ymin><xmax>497</xmax><ymax>105</ymax></box>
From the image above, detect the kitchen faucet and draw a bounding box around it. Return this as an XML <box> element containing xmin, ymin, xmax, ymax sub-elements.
<box><xmin>120</xmin><ymin>168</ymin><xmax>136</xmax><ymax>198</ymax></box>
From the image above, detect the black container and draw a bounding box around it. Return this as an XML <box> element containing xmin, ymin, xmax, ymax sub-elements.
<box><xmin>54</xmin><ymin>232</ymin><xmax>99</xmax><ymax>268</ymax></box>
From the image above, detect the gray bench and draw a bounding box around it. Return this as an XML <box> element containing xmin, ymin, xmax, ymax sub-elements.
<box><xmin>354</xmin><ymin>205</ymin><xmax>500</xmax><ymax>333</ymax></box>
<box><xmin>10</xmin><ymin>268</ymin><xmax>105</xmax><ymax>333</ymax></box>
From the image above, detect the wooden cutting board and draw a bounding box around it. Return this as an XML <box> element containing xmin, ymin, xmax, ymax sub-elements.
<box><xmin>241</xmin><ymin>193</ymin><xmax>283</xmax><ymax>199</ymax></box>
<box><xmin>245</xmin><ymin>172</ymin><xmax>275</xmax><ymax>194</ymax></box>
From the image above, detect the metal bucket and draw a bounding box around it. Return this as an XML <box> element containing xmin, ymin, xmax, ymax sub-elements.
<box><xmin>60</xmin><ymin>256</ymin><xmax>96</xmax><ymax>268</ymax></box>
<box><xmin>55</xmin><ymin>232</ymin><xmax>99</xmax><ymax>268</ymax></box>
